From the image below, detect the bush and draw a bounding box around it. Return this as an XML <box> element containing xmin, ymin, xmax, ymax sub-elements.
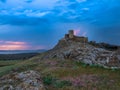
<box><xmin>54</xmin><ymin>80</ymin><xmax>72</xmax><ymax>88</ymax></box>
<box><xmin>43</xmin><ymin>74</ymin><xmax>72</xmax><ymax>88</ymax></box>
<box><xmin>89</xmin><ymin>64</ymin><xmax>103</xmax><ymax>69</ymax></box>
<box><xmin>43</xmin><ymin>74</ymin><xmax>56</xmax><ymax>85</ymax></box>
<box><xmin>75</xmin><ymin>61</ymin><xmax>88</xmax><ymax>68</ymax></box>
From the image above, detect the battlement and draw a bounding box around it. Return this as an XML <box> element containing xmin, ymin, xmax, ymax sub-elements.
<box><xmin>64</xmin><ymin>30</ymin><xmax>88</xmax><ymax>43</ymax></box>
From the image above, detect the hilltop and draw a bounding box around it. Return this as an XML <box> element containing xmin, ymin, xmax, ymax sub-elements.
<box><xmin>41</xmin><ymin>30</ymin><xmax>120</xmax><ymax>69</ymax></box>
<box><xmin>0</xmin><ymin>30</ymin><xmax>120</xmax><ymax>90</ymax></box>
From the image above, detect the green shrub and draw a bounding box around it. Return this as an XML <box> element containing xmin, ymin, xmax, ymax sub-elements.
<box><xmin>89</xmin><ymin>64</ymin><xmax>103</xmax><ymax>69</ymax></box>
<box><xmin>43</xmin><ymin>74</ymin><xmax>56</xmax><ymax>85</ymax></box>
<box><xmin>54</xmin><ymin>80</ymin><xmax>72</xmax><ymax>88</ymax></box>
<box><xmin>43</xmin><ymin>74</ymin><xmax>72</xmax><ymax>88</ymax></box>
<box><xmin>75</xmin><ymin>61</ymin><xmax>88</xmax><ymax>68</ymax></box>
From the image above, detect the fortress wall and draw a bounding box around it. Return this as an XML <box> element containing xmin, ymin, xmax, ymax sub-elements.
<box><xmin>73</xmin><ymin>36</ymin><xmax>88</xmax><ymax>43</ymax></box>
<box><xmin>64</xmin><ymin>30</ymin><xmax>88</xmax><ymax>43</ymax></box>
<box><xmin>69</xmin><ymin>30</ymin><xmax>74</xmax><ymax>39</ymax></box>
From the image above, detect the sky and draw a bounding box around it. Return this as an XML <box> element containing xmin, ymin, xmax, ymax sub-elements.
<box><xmin>0</xmin><ymin>0</ymin><xmax>120</xmax><ymax>50</ymax></box>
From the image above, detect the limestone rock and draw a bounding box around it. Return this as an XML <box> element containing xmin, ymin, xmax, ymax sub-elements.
<box><xmin>0</xmin><ymin>70</ymin><xmax>45</xmax><ymax>90</ymax></box>
<box><xmin>41</xmin><ymin>39</ymin><xmax>120</xmax><ymax>69</ymax></box>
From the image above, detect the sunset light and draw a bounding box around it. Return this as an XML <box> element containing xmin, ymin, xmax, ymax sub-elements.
<box><xmin>0</xmin><ymin>40</ymin><xmax>28</xmax><ymax>50</ymax></box>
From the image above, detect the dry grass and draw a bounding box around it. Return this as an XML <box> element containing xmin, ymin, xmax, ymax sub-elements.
<box><xmin>31</xmin><ymin>58</ymin><xmax>120</xmax><ymax>90</ymax></box>
<box><xmin>0</xmin><ymin>56</ymin><xmax>120</xmax><ymax>90</ymax></box>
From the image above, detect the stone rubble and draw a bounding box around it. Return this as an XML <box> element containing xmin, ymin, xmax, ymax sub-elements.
<box><xmin>0</xmin><ymin>70</ymin><xmax>45</xmax><ymax>90</ymax></box>
<box><xmin>42</xmin><ymin>39</ymin><xmax>120</xmax><ymax>69</ymax></box>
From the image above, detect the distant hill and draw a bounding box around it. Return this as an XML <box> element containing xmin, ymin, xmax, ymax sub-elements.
<box><xmin>0</xmin><ymin>53</ymin><xmax>40</xmax><ymax>60</ymax></box>
<box><xmin>0</xmin><ymin>49</ymin><xmax>47</xmax><ymax>60</ymax></box>
<box><xmin>0</xmin><ymin>49</ymin><xmax>46</xmax><ymax>54</ymax></box>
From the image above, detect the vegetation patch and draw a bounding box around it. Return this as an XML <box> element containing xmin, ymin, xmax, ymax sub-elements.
<box><xmin>0</xmin><ymin>56</ymin><xmax>120</xmax><ymax>90</ymax></box>
<box><xmin>0</xmin><ymin>59</ymin><xmax>38</xmax><ymax>77</ymax></box>
<box><xmin>43</xmin><ymin>74</ymin><xmax>56</xmax><ymax>85</ymax></box>
<box><xmin>43</xmin><ymin>74</ymin><xmax>72</xmax><ymax>89</ymax></box>
<box><xmin>53</xmin><ymin>80</ymin><xmax>72</xmax><ymax>88</ymax></box>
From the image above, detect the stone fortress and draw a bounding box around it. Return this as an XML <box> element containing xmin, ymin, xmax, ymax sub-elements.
<box><xmin>54</xmin><ymin>30</ymin><xmax>88</xmax><ymax>50</ymax></box>
<box><xmin>64</xmin><ymin>30</ymin><xmax>88</xmax><ymax>43</ymax></box>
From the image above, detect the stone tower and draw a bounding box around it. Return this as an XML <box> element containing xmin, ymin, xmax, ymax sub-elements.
<box><xmin>69</xmin><ymin>30</ymin><xmax>74</xmax><ymax>39</ymax></box>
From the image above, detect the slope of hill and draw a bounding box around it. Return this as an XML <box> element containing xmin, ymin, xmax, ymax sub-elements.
<box><xmin>0</xmin><ymin>31</ymin><xmax>120</xmax><ymax>90</ymax></box>
<box><xmin>0</xmin><ymin>56</ymin><xmax>120</xmax><ymax>90</ymax></box>
<box><xmin>41</xmin><ymin>37</ymin><xmax>120</xmax><ymax>69</ymax></box>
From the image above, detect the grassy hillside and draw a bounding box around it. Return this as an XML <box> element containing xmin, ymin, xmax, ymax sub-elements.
<box><xmin>0</xmin><ymin>55</ymin><xmax>120</xmax><ymax>90</ymax></box>
<box><xmin>0</xmin><ymin>53</ymin><xmax>39</xmax><ymax>60</ymax></box>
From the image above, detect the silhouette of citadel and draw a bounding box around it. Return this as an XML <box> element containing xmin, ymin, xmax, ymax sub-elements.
<box><xmin>64</xmin><ymin>30</ymin><xmax>88</xmax><ymax>43</ymax></box>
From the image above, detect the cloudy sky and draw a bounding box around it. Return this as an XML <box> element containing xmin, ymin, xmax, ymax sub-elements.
<box><xmin>0</xmin><ymin>0</ymin><xmax>120</xmax><ymax>50</ymax></box>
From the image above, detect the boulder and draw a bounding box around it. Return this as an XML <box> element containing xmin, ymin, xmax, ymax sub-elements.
<box><xmin>0</xmin><ymin>70</ymin><xmax>45</xmax><ymax>90</ymax></box>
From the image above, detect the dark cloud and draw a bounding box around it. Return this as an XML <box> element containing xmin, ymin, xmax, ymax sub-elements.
<box><xmin>0</xmin><ymin>15</ymin><xmax>49</xmax><ymax>25</ymax></box>
<box><xmin>0</xmin><ymin>0</ymin><xmax>6</xmax><ymax>3</ymax></box>
<box><xmin>88</xmin><ymin>25</ymin><xmax>120</xmax><ymax>45</ymax></box>
<box><xmin>0</xmin><ymin>0</ymin><xmax>120</xmax><ymax>49</ymax></box>
<box><xmin>25</xmin><ymin>0</ymin><xmax>33</xmax><ymax>3</ymax></box>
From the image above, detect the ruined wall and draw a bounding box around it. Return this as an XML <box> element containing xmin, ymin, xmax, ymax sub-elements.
<box><xmin>64</xmin><ymin>30</ymin><xmax>88</xmax><ymax>43</ymax></box>
<box><xmin>73</xmin><ymin>36</ymin><xmax>88</xmax><ymax>43</ymax></box>
<box><xmin>69</xmin><ymin>30</ymin><xmax>74</xmax><ymax>39</ymax></box>
<box><xmin>65</xmin><ymin>34</ymin><xmax>69</xmax><ymax>39</ymax></box>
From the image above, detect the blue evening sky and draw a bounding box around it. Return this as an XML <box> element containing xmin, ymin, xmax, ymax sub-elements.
<box><xmin>0</xmin><ymin>0</ymin><xmax>120</xmax><ymax>50</ymax></box>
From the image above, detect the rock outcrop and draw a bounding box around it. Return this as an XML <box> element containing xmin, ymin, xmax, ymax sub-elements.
<box><xmin>0</xmin><ymin>70</ymin><xmax>45</xmax><ymax>90</ymax></box>
<box><xmin>42</xmin><ymin>32</ymin><xmax>120</xmax><ymax>69</ymax></box>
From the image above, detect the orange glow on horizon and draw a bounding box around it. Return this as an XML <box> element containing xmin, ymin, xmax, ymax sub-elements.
<box><xmin>0</xmin><ymin>45</ymin><xmax>28</xmax><ymax>50</ymax></box>
<box><xmin>0</xmin><ymin>40</ymin><xmax>28</xmax><ymax>50</ymax></box>
<box><xmin>5</xmin><ymin>41</ymin><xmax>26</xmax><ymax>45</ymax></box>
<box><xmin>0</xmin><ymin>40</ymin><xmax>45</xmax><ymax>50</ymax></box>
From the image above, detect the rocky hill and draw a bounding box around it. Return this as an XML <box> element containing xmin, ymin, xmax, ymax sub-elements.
<box><xmin>41</xmin><ymin>30</ymin><xmax>120</xmax><ymax>69</ymax></box>
<box><xmin>0</xmin><ymin>30</ymin><xmax>120</xmax><ymax>90</ymax></box>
